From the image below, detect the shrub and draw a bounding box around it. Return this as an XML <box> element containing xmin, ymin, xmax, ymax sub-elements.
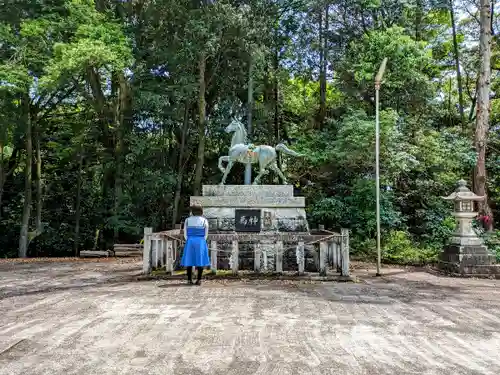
<box><xmin>382</xmin><ymin>230</ymin><xmax>438</xmax><ymax>265</ymax></box>
<box><xmin>350</xmin><ymin>237</ymin><xmax>377</xmax><ymax>260</ymax></box>
<box><xmin>483</xmin><ymin>230</ymin><xmax>500</xmax><ymax>262</ymax></box>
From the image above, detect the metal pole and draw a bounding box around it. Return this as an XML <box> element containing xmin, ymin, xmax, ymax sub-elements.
<box><xmin>374</xmin><ymin>57</ymin><xmax>387</xmax><ymax>277</ymax></box>
<box><xmin>375</xmin><ymin>84</ymin><xmax>381</xmax><ymax>277</ymax></box>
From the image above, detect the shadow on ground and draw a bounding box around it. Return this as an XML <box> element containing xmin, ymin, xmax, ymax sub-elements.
<box><xmin>2</xmin><ymin>260</ymin><xmax>500</xmax><ymax>309</ymax></box>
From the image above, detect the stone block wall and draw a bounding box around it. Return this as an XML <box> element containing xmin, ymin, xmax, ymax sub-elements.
<box><xmin>174</xmin><ymin>240</ymin><xmax>322</xmax><ymax>273</ymax></box>
<box><xmin>440</xmin><ymin>244</ymin><xmax>496</xmax><ymax>266</ymax></box>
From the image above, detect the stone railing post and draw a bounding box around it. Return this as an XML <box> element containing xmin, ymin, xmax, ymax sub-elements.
<box><xmin>172</xmin><ymin>239</ymin><xmax>177</xmax><ymax>267</ymax></box>
<box><xmin>210</xmin><ymin>240</ymin><xmax>218</xmax><ymax>274</ymax></box>
<box><xmin>262</xmin><ymin>245</ymin><xmax>268</xmax><ymax>271</ymax></box>
<box><xmin>275</xmin><ymin>240</ymin><xmax>283</xmax><ymax>274</ymax></box>
<box><xmin>151</xmin><ymin>237</ymin><xmax>158</xmax><ymax>268</ymax></box>
<box><xmin>260</xmin><ymin>240</ymin><xmax>271</xmax><ymax>271</ymax></box>
<box><xmin>297</xmin><ymin>241</ymin><xmax>305</xmax><ymax>275</ymax></box>
<box><xmin>341</xmin><ymin>228</ymin><xmax>350</xmax><ymax>277</ymax></box>
<box><xmin>155</xmin><ymin>238</ymin><xmax>164</xmax><ymax>268</ymax></box>
<box><xmin>332</xmin><ymin>240</ymin><xmax>341</xmax><ymax>272</ymax></box>
<box><xmin>165</xmin><ymin>240</ymin><xmax>174</xmax><ymax>275</ymax></box>
<box><xmin>319</xmin><ymin>241</ymin><xmax>327</xmax><ymax>276</ymax></box>
<box><xmin>231</xmin><ymin>240</ymin><xmax>239</xmax><ymax>275</ymax></box>
<box><xmin>142</xmin><ymin>227</ymin><xmax>153</xmax><ymax>274</ymax></box>
<box><xmin>254</xmin><ymin>242</ymin><xmax>261</xmax><ymax>273</ymax></box>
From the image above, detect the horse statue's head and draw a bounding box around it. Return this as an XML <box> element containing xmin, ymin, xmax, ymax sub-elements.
<box><xmin>224</xmin><ymin>118</ymin><xmax>247</xmax><ymax>146</ymax></box>
<box><xmin>225</xmin><ymin>118</ymin><xmax>245</xmax><ymax>134</ymax></box>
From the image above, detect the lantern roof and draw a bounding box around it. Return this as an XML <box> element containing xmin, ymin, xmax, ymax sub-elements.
<box><xmin>442</xmin><ymin>180</ymin><xmax>485</xmax><ymax>201</ymax></box>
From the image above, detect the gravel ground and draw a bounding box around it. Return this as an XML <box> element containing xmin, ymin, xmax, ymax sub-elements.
<box><xmin>1</xmin><ymin>259</ymin><xmax>500</xmax><ymax>375</ymax></box>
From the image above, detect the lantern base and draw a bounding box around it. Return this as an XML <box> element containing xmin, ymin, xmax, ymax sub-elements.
<box><xmin>439</xmin><ymin>244</ymin><xmax>497</xmax><ymax>276</ymax></box>
<box><xmin>437</xmin><ymin>262</ymin><xmax>500</xmax><ymax>279</ymax></box>
<box><xmin>450</xmin><ymin>235</ymin><xmax>484</xmax><ymax>246</ymax></box>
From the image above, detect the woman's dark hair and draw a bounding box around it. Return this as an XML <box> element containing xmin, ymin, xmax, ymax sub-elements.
<box><xmin>190</xmin><ymin>205</ymin><xmax>203</xmax><ymax>216</ymax></box>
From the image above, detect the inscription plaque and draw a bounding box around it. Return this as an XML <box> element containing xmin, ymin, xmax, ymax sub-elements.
<box><xmin>235</xmin><ymin>209</ymin><xmax>262</xmax><ymax>232</ymax></box>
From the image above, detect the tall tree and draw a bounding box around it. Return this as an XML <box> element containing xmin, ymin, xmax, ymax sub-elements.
<box><xmin>318</xmin><ymin>3</ymin><xmax>329</xmax><ymax>128</ymax></box>
<box><xmin>194</xmin><ymin>52</ymin><xmax>207</xmax><ymax>196</ymax></box>
<box><xmin>449</xmin><ymin>0</ymin><xmax>466</xmax><ymax>130</ymax></box>
<box><xmin>18</xmin><ymin>95</ymin><xmax>33</xmax><ymax>258</ymax></box>
<box><xmin>474</xmin><ymin>0</ymin><xmax>494</xmax><ymax>230</ymax></box>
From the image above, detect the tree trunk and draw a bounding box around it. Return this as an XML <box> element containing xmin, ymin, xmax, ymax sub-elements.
<box><xmin>193</xmin><ymin>52</ymin><xmax>207</xmax><ymax>196</ymax></box>
<box><xmin>113</xmin><ymin>72</ymin><xmax>131</xmax><ymax>241</ymax></box>
<box><xmin>491</xmin><ymin>0</ymin><xmax>495</xmax><ymax>35</ymax></box>
<box><xmin>172</xmin><ymin>102</ymin><xmax>190</xmax><ymax>227</ymax></box>
<box><xmin>19</xmin><ymin>99</ymin><xmax>33</xmax><ymax>258</ymax></box>
<box><xmin>0</xmin><ymin>141</ymin><xmax>4</xmax><ymax>219</ymax></box>
<box><xmin>264</xmin><ymin>65</ymin><xmax>274</xmax><ymax>143</ymax></box>
<box><xmin>415</xmin><ymin>0</ymin><xmax>423</xmax><ymax>41</ymax></box>
<box><xmin>245</xmin><ymin>54</ymin><xmax>254</xmax><ymax>185</ymax></box>
<box><xmin>473</xmin><ymin>0</ymin><xmax>493</xmax><ymax>230</ymax></box>
<box><xmin>448</xmin><ymin>77</ymin><xmax>453</xmax><ymax>127</ymax></box>
<box><xmin>74</xmin><ymin>150</ymin><xmax>83</xmax><ymax>257</ymax></box>
<box><xmin>247</xmin><ymin>56</ymin><xmax>254</xmax><ymax>137</ymax></box>
<box><xmin>0</xmin><ymin>147</ymin><xmax>19</xmax><ymax>218</ymax></box>
<box><xmin>450</xmin><ymin>0</ymin><xmax>466</xmax><ymax>130</ymax></box>
<box><xmin>86</xmin><ymin>65</ymin><xmax>115</xmax><ymax>249</ymax></box>
<box><xmin>35</xmin><ymin>124</ymin><xmax>43</xmax><ymax>236</ymax></box>
<box><xmin>318</xmin><ymin>4</ymin><xmax>328</xmax><ymax>128</ymax></box>
<box><xmin>273</xmin><ymin>45</ymin><xmax>281</xmax><ymax>170</ymax></box>
<box><xmin>114</xmin><ymin>122</ymin><xmax>123</xmax><ymax>241</ymax></box>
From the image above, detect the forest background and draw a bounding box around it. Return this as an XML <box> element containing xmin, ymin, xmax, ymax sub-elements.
<box><xmin>0</xmin><ymin>0</ymin><xmax>499</xmax><ymax>263</ymax></box>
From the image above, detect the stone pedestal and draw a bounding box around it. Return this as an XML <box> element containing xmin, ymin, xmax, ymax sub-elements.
<box><xmin>440</xmin><ymin>244</ymin><xmax>496</xmax><ymax>266</ymax></box>
<box><xmin>438</xmin><ymin>218</ymin><xmax>498</xmax><ymax>276</ymax></box>
<box><xmin>438</xmin><ymin>182</ymin><xmax>499</xmax><ymax>277</ymax></box>
<box><xmin>190</xmin><ymin>185</ymin><xmax>309</xmax><ymax>232</ymax></box>
<box><xmin>190</xmin><ymin>185</ymin><xmax>311</xmax><ymax>273</ymax></box>
<box><xmin>144</xmin><ymin>184</ymin><xmax>352</xmax><ymax>276</ymax></box>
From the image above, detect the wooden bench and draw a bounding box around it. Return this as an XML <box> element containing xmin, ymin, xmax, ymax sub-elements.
<box><xmin>80</xmin><ymin>250</ymin><xmax>111</xmax><ymax>258</ymax></box>
<box><xmin>113</xmin><ymin>244</ymin><xmax>143</xmax><ymax>257</ymax></box>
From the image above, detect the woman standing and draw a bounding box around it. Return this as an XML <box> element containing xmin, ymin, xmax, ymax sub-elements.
<box><xmin>181</xmin><ymin>205</ymin><xmax>210</xmax><ymax>285</ymax></box>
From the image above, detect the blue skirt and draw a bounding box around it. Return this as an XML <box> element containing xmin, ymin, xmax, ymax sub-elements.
<box><xmin>181</xmin><ymin>228</ymin><xmax>210</xmax><ymax>267</ymax></box>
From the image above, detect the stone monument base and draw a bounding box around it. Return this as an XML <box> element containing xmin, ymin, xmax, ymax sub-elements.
<box><xmin>190</xmin><ymin>185</ymin><xmax>308</xmax><ymax>232</ymax></box>
<box><xmin>438</xmin><ymin>244</ymin><xmax>500</xmax><ymax>277</ymax></box>
<box><xmin>188</xmin><ymin>184</ymin><xmax>324</xmax><ymax>273</ymax></box>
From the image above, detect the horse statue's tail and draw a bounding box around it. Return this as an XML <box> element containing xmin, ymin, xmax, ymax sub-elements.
<box><xmin>275</xmin><ymin>143</ymin><xmax>303</xmax><ymax>157</ymax></box>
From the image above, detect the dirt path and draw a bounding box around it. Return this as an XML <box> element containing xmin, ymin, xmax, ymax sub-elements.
<box><xmin>1</xmin><ymin>259</ymin><xmax>500</xmax><ymax>375</ymax></box>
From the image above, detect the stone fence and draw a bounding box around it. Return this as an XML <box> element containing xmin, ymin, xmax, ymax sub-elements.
<box><xmin>142</xmin><ymin>228</ymin><xmax>350</xmax><ymax>277</ymax></box>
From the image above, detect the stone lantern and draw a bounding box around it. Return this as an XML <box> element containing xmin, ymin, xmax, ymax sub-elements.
<box><xmin>439</xmin><ymin>179</ymin><xmax>497</xmax><ymax>275</ymax></box>
<box><xmin>442</xmin><ymin>179</ymin><xmax>484</xmax><ymax>246</ymax></box>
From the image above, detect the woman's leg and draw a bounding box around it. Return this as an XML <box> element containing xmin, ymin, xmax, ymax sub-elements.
<box><xmin>195</xmin><ymin>267</ymin><xmax>204</xmax><ymax>284</ymax></box>
<box><xmin>186</xmin><ymin>266</ymin><xmax>193</xmax><ymax>283</ymax></box>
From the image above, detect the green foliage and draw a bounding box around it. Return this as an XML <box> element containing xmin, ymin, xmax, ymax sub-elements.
<box><xmin>339</xmin><ymin>27</ymin><xmax>438</xmax><ymax>113</ymax></box>
<box><xmin>283</xmin><ymin>78</ymin><xmax>342</xmax><ymax>119</ymax></box>
<box><xmin>482</xmin><ymin>231</ymin><xmax>500</xmax><ymax>263</ymax></box>
<box><xmin>382</xmin><ymin>230</ymin><xmax>439</xmax><ymax>265</ymax></box>
<box><xmin>43</xmin><ymin>4</ymin><xmax>133</xmax><ymax>86</ymax></box>
<box><xmin>308</xmin><ymin>178</ymin><xmax>403</xmax><ymax>237</ymax></box>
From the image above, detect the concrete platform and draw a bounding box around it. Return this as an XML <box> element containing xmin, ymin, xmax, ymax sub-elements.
<box><xmin>1</xmin><ymin>259</ymin><xmax>500</xmax><ymax>375</ymax></box>
<box><xmin>190</xmin><ymin>195</ymin><xmax>305</xmax><ymax>208</ymax></box>
<box><xmin>190</xmin><ymin>184</ymin><xmax>307</xmax><ymax>232</ymax></box>
<box><xmin>202</xmin><ymin>185</ymin><xmax>294</xmax><ymax>197</ymax></box>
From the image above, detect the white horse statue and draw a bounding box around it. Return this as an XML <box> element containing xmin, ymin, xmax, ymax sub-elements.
<box><xmin>218</xmin><ymin>118</ymin><xmax>303</xmax><ymax>185</ymax></box>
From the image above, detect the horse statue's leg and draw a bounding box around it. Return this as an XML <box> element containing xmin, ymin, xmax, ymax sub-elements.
<box><xmin>219</xmin><ymin>161</ymin><xmax>234</xmax><ymax>185</ymax></box>
<box><xmin>269</xmin><ymin>163</ymin><xmax>288</xmax><ymax>185</ymax></box>
<box><xmin>252</xmin><ymin>166</ymin><xmax>269</xmax><ymax>185</ymax></box>
<box><xmin>218</xmin><ymin>155</ymin><xmax>229</xmax><ymax>173</ymax></box>
<box><xmin>252</xmin><ymin>156</ymin><xmax>271</xmax><ymax>185</ymax></box>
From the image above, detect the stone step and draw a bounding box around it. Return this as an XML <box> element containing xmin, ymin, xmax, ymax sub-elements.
<box><xmin>190</xmin><ymin>196</ymin><xmax>305</xmax><ymax>208</ymax></box>
<box><xmin>202</xmin><ymin>185</ymin><xmax>294</xmax><ymax>197</ymax></box>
